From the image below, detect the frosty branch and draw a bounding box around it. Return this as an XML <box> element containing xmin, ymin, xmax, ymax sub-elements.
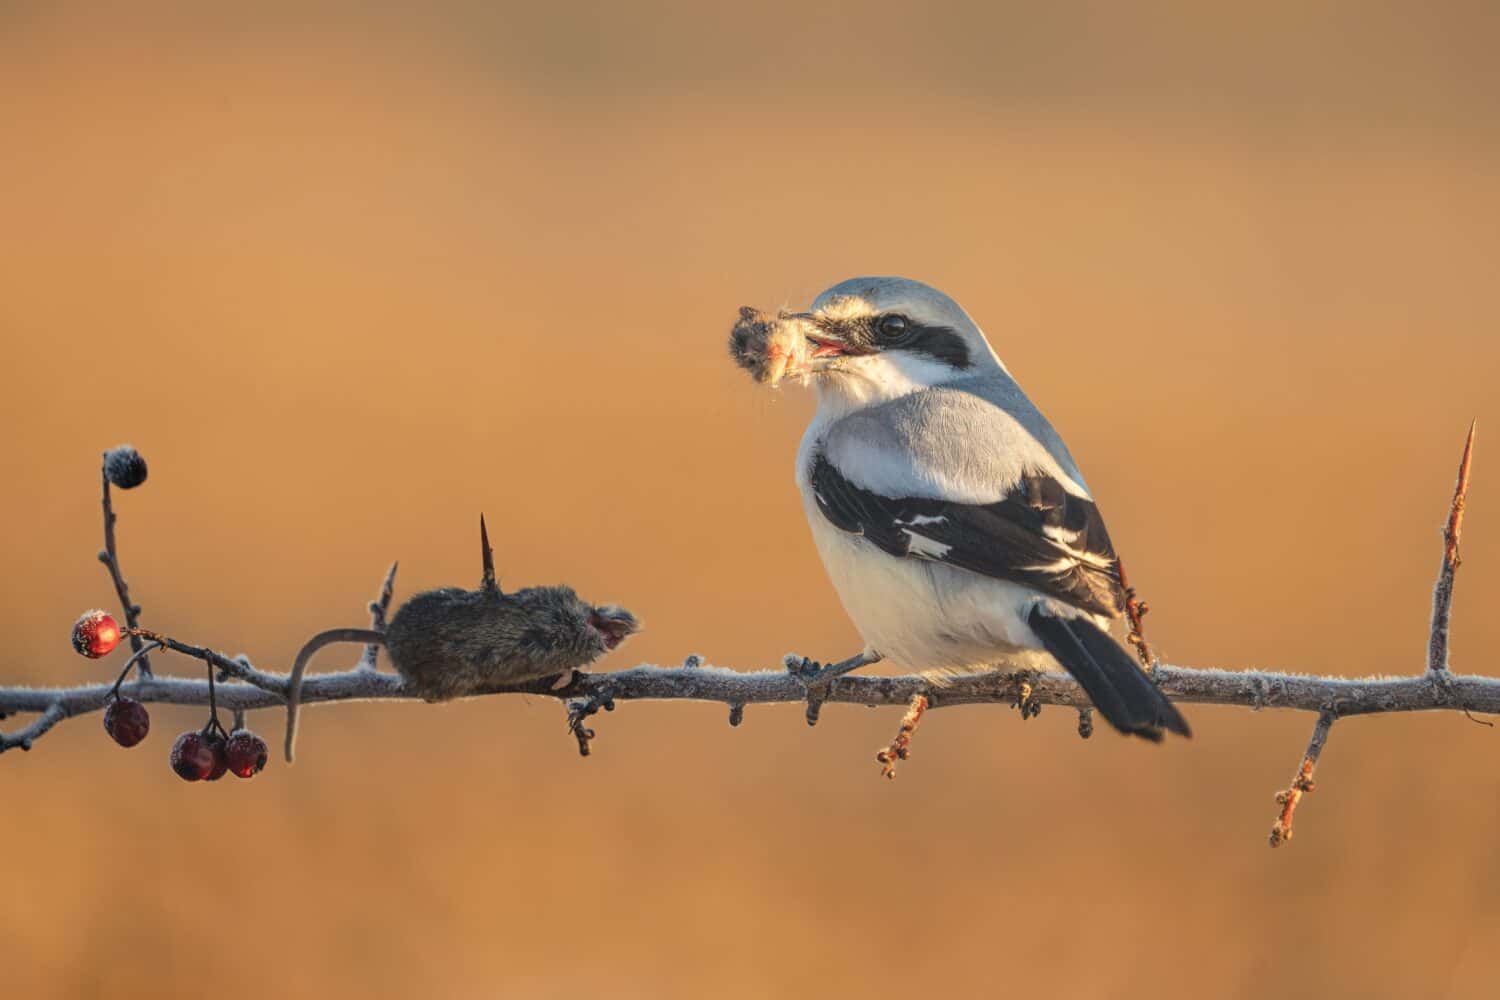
<box><xmin>0</xmin><ymin>429</ymin><xmax>1485</xmax><ymax>847</ymax></box>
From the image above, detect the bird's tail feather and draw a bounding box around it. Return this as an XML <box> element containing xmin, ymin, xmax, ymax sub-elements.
<box><xmin>1027</xmin><ymin>606</ymin><xmax>1191</xmax><ymax>740</ymax></box>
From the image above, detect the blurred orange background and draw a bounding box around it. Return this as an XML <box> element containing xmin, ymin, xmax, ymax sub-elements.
<box><xmin>3</xmin><ymin>3</ymin><xmax>1499</xmax><ymax>998</ymax></box>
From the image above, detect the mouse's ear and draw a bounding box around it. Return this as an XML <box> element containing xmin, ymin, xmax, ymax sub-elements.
<box><xmin>478</xmin><ymin>513</ymin><xmax>502</xmax><ymax>595</ymax></box>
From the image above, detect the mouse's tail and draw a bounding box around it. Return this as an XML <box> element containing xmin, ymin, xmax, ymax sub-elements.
<box><xmin>283</xmin><ymin>628</ymin><xmax>386</xmax><ymax>763</ymax></box>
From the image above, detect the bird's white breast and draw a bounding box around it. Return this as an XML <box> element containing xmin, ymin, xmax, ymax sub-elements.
<box><xmin>797</xmin><ymin>416</ymin><xmax>1057</xmax><ymax>673</ymax></box>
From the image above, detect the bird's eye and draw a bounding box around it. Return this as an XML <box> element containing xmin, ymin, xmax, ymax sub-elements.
<box><xmin>876</xmin><ymin>314</ymin><xmax>910</xmax><ymax>339</ymax></box>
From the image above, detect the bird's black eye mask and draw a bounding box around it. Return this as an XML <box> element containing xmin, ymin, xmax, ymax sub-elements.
<box><xmin>810</xmin><ymin>312</ymin><xmax>973</xmax><ymax>370</ymax></box>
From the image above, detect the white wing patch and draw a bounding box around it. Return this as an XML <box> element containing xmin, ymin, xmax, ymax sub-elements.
<box><xmin>1042</xmin><ymin>524</ymin><xmax>1081</xmax><ymax>544</ymax></box>
<box><xmin>899</xmin><ymin>513</ymin><xmax>951</xmax><ymax>556</ymax></box>
<box><xmin>903</xmin><ymin>531</ymin><xmax>953</xmax><ymax>559</ymax></box>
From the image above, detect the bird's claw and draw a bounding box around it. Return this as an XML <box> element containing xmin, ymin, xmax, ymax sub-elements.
<box><xmin>785</xmin><ymin>655</ymin><xmax>822</xmax><ymax>680</ymax></box>
<box><xmin>785</xmin><ymin>651</ymin><xmax>881</xmax><ymax>686</ymax></box>
<box><xmin>1011</xmin><ymin>675</ymin><xmax>1042</xmax><ymax>720</ymax></box>
<box><xmin>785</xmin><ymin>651</ymin><xmax>882</xmax><ymax>727</ymax></box>
<box><xmin>785</xmin><ymin>656</ymin><xmax>830</xmax><ymax>726</ymax></box>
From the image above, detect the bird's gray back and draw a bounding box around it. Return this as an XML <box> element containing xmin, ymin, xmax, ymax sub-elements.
<box><xmin>819</xmin><ymin>373</ymin><xmax>1092</xmax><ymax>503</ymax></box>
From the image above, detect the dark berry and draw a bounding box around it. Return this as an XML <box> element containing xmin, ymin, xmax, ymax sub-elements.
<box><xmin>103</xmin><ymin>697</ymin><xmax>150</xmax><ymax>747</ymax></box>
<box><xmin>104</xmin><ymin>446</ymin><xmax>148</xmax><ymax>489</ymax></box>
<box><xmin>224</xmin><ymin>730</ymin><xmax>268</xmax><ymax>778</ymax></box>
<box><xmin>170</xmin><ymin>731</ymin><xmax>215</xmax><ymax>781</ymax></box>
<box><xmin>71</xmin><ymin>609</ymin><xmax>121</xmax><ymax>658</ymax></box>
<box><xmin>203</xmin><ymin>736</ymin><xmax>230</xmax><ymax>781</ymax></box>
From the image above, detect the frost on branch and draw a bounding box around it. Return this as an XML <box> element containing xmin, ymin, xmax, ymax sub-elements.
<box><xmin>0</xmin><ymin>428</ymin><xmax>1491</xmax><ymax>847</ymax></box>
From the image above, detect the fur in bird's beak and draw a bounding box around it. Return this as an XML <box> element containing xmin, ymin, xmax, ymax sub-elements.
<box><xmin>729</xmin><ymin>308</ymin><xmax>862</xmax><ymax>386</ymax></box>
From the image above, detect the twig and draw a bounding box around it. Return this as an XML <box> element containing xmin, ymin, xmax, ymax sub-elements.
<box><xmin>1269</xmin><ymin>710</ymin><xmax>1336</xmax><ymax>847</ymax></box>
<box><xmin>1428</xmin><ymin>421</ymin><xmax>1476</xmax><ymax>675</ymax></box>
<box><xmin>98</xmin><ymin>462</ymin><xmax>151</xmax><ymax>678</ymax></box>
<box><xmin>0</xmin><ymin>703</ymin><xmax>66</xmax><ymax>752</ymax></box>
<box><xmin>110</xmin><ymin>641</ymin><xmax>164</xmax><ymax>699</ymax></box>
<box><xmin>359</xmin><ymin>562</ymin><xmax>399</xmax><ymax>671</ymax></box>
<box><xmin>10</xmin><ymin>660</ymin><xmax>1500</xmax><ymax>740</ymax></box>
<box><xmin>122</xmin><ymin>630</ymin><xmax>285</xmax><ymax>696</ymax></box>
<box><xmin>2</xmin><ymin>426</ymin><xmax>1493</xmax><ymax>853</ymax></box>
<box><xmin>875</xmin><ymin>693</ymin><xmax>929</xmax><ymax>778</ymax></box>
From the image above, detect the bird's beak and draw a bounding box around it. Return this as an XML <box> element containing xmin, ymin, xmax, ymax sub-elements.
<box><xmin>729</xmin><ymin>307</ymin><xmax>864</xmax><ymax>387</ymax></box>
<box><xmin>765</xmin><ymin>312</ymin><xmax>861</xmax><ymax>386</ymax></box>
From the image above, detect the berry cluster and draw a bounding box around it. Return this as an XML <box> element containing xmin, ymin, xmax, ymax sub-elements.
<box><xmin>70</xmin><ymin>608</ymin><xmax>269</xmax><ymax>783</ymax></box>
<box><xmin>170</xmin><ymin>727</ymin><xmax>268</xmax><ymax>782</ymax></box>
<box><xmin>66</xmin><ymin>446</ymin><xmax>272</xmax><ymax>782</ymax></box>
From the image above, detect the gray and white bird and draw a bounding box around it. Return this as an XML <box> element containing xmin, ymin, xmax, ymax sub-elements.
<box><xmin>730</xmin><ymin>276</ymin><xmax>1189</xmax><ymax>740</ymax></box>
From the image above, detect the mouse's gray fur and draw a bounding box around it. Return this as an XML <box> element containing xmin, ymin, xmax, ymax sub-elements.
<box><xmin>728</xmin><ymin>306</ymin><xmax>778</xmax><ymax>381</ymax></box>
<box><xmin>385</xmin><ymin>584</ymin><xmax>637</xmax><ymax>701</ymax></box>
<box><xmin>281</xmin><ymin>515</ymin><xmax>638</xmax><ymax>762</ymax></box>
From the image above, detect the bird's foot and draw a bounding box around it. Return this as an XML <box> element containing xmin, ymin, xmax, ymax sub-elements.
<box><xmin>786</xmin><ymin>650</ymin><xmax>882</xmax><ymax>686</ymax></box>
<box><xmin>1010</xmin><ymin>671</ymin><xmax>1042</xmax><ymax>721</ymax></box>
<box><xmin>784</xmin><ymin>651</ymin><xmax>882</xmax><ymax>726</ymax></box>
<box><xmin>875</xmin><ymin>692</ymin><xmax>931</xmax><ymax>779</ymax></box>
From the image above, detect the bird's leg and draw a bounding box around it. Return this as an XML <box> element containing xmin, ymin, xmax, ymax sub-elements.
<box><xmin>875</xmin><ymin>691</ymin><xmax>930</xmax><ymax>779</ymax></box>
<box><xmin>785</xmin><ymin>651</ymin><xmax>882</xmax><ymax>726</ymax></box>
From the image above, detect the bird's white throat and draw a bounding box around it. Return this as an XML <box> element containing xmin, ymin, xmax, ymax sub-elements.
<box><xmin>810</xmin><ymin>349</ymin><xmax>969</xmax><ymax>420</ymax></box>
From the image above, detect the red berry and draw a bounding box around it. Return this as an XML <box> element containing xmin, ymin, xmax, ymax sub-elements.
<box><xmin>103</xmin><ymin>697</ymin><xmax>150</xmax><ymax>747</ymax></box>
<box><xmin>203</xmin><ymin>736</ymin><xmax>230</xmax><ymax>782</ymax></box>
<box><xmin>169</xmin><ymin>731</ymin><xmax>215</xmax><ymax>781</ymax></box>
<box><xmin>224</xmin><ymin>730</ymin><xmax>268</xmax><ymax>778</ymax></box>
<box><xmin>71</xmin><ymin>610</ymin><xmax>122</xmax><ymax>659</ymax></box>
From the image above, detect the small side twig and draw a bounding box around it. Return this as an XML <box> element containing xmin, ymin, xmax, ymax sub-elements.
<box><xmin>359</xmin><ymin>561</ymin><xmax>399</xmax><ymax>671</ymax></box>
<box><xmin>1269</xmin><ymin>710</ymin><xmax>1336</xmax><ymax>847</ymax></box>
<box><xmin>0</xmin><ymin>703</ymin><xmax>66</xmax><ymax>753</ymax></box>
<box><xmin>875</xmin><ymin>693</ymin><xmax>929</xmax><ymax>779</ymax></box>
<box><xmin>1428</xmin><ymin>421</ymin><xmax>1476</xmax><ymax>675</ymax></box>
<box><xmin>122</xmin><ymin>630</ymin><xmax>285</xmax><ymax>697</ymax></box>
<box><xmin>109</xmin><ymin>641</ymin><xmax>164</xmax><ymax>699</ymax></box>
<box><xmin>98</xmin><ymin>462</ymin><xmax>151</xmax><ymax>678</ymax></box>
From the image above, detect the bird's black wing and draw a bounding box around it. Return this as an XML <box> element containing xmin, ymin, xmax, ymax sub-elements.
<box><xmin>808</xmin><ymin>452</ymin><xmax>1124</xmax><ymax>618</ymax></box>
